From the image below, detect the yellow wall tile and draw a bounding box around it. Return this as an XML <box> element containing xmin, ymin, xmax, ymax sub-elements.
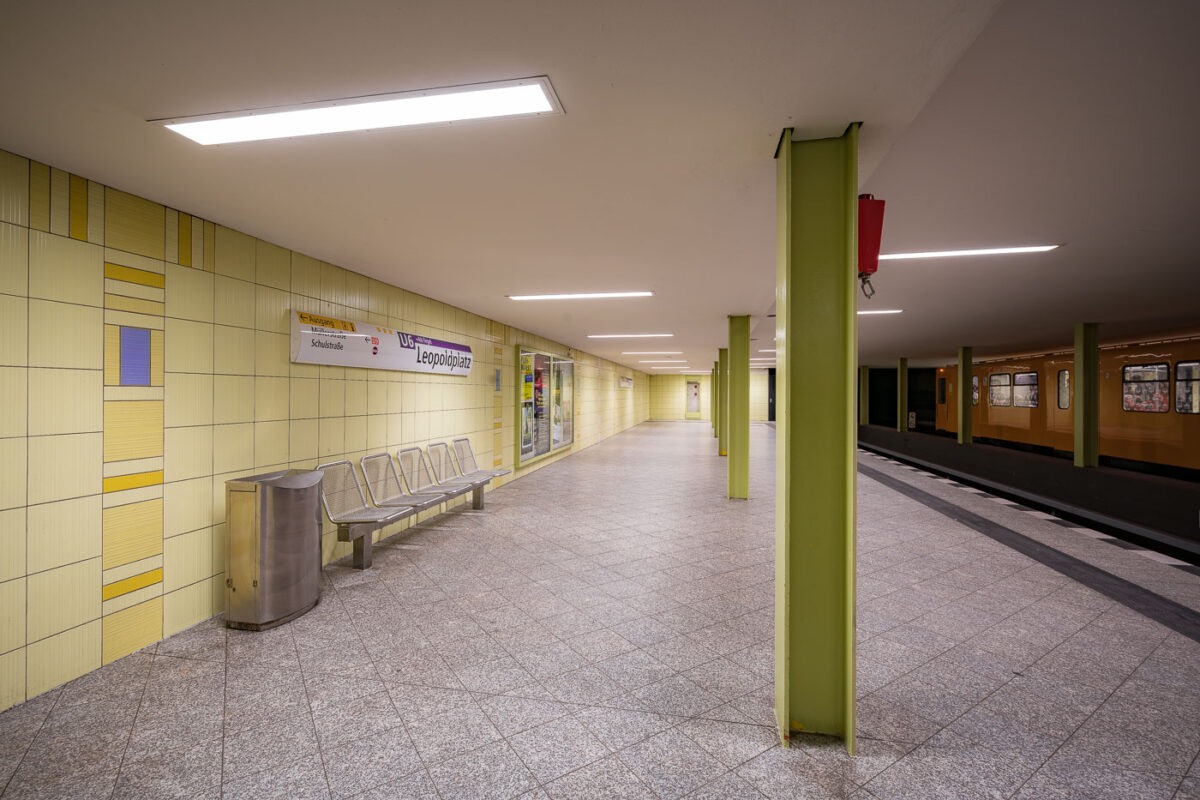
<box><xmin>0</xmin><ymin>295</ymin><xmax>24</xmax><ymax>367</ymax></box>
<box><xmin>289</xmin><ymin>419</ymin><xmax>317</xmax><ymax>460</ymax></box>
<box><xmin>254</xmin><ymin>285</ymin><xmax>290</xmax><ymax>333</ymax></box>
<box><xmin>214</xmin><ymin>375</ymin><xmax>253</xmax><ymax>423</ymax></box>
<box><xmin>255</xmin><ymin>240</ymin><xmax>290</xmax><ymax>290</ymax></box>
<box><xmin>213</xmin><ymin>423</ymin><xmax>253</xmax><ymax>474</ymax></box>
<box><xmin>0</xmin><ymin>578</ymin><xmax>23</xmax><ymax>652</ymax></box>
<box><xmin>164</xmin><ymin>477</ymin><xmax>212</xmax><ymax>538</ymax></box>
<box><xmin>177</xmin><ymin>213</ymin><xmax>191</xmax><ymax>266</ymax></box>
<box><xmin>320</xmin><ymin>262</ymin><xmax>347</xmax><ymax>306</ymax></box>
<box><xmin>0</xmin><ymin>648</ymin><xmax>23</xmax><ymax>711</ymax></box>
<box><xmin>0</xmin><ymin>438</ymin><xmax>26</xmax><ymax>510</ymax></box>
<box><xmin>103</xmin><ymin>471</ymin><xmax>163</xmax><ymax>495</ymax></box>
<box><xmin>27</xmin><ymin>432</ymin><xmax>101</xmax><ymax>505</ymax></box>
<box><xmin>102</xmin><ymin>567</ymin><xmax>161</xmax><ymax>601</ymax></box>
<box><xmin>26</xmin><ymin>620</ymin><xmax>100</xmax><ymax>697</ymax></box>
<box><xmin>0</xmin><ymin>509</ymin><xmax>23</xmax><ymax>583</ymax></box>
<box><xmin>163</xmin><ymin>527</ymin><xmax>212</xmax><ymax>592</ymax></box>
<box><xmin>163</xmin><ymin>579</ymin><xmax>213</xmax><ymax>637</ymax></box>
<box><xmin>164</xmin><ymin>263</ymin><xmax>213</xmax><ymax>322</ymax></box>
<box><xmin>202</xmin><ymin>220</ymin><xmax>215</xmax><ymax>270</ymax></box>
<box><xmin>69</xmin><ymin>174</ymin><xmax>88</xmax><ymax>241</ymax></box>
<box><xmin>164</xmin><ymin>425</ymin><xmax>212</xmax><ymax>482</ymax></box>
<box><xmin>214</xmin><ymin>225</ymin><xmax>254</xmax><ymax>281</ymax></box>
<box><xmin>165</xmin><ymin>373</ymin><xmax>213</xmax><ymax>427</ymax></box>
<box><xmin>254</xmin><ymin>331</ymin><xmax>289</xmax><ymax>377</ymax></box>
<box><xmin>344</xmin><ymin>416</ymin><xmax>366</xmax><ymax>454</ymax></box>
<box><xmin>28</xmin><ymin>368</ymin><xmax>101</xmax><ymax>435</ymax></box>
<box><xmin>213</xmin><ymin>325</ymin><xmax>254</xmax><ymax>376</ymax></box>
<box><xmin>345</xmin><ymin>272</ymin><xmax>368</xmax><ymax>311</ymax></box>
<box><xmin>164</xmin><ymin>317</ymin><xmax>213</xmax><ymax>374</ymax></box>
<box><xmin>27</xmin><ymin>558</ymin><xmax>100</xmax><ymax>641</ymax></box>
<box><xmin>105</xmin><ymin>293</ymin><xmax>164</xmax><ymax>316</ymax></box>
<box><xmin>0</xmin><ymin>221</ymin><xmax>28</xmax><ymax>296</ymax></box>
<box><xmin>345</xmin><ymin>380</ymin><xmax>367</xmax><ymax>416</ymax></box>
<box><xmin>291</xmin><ymin>252</ymin><xmax>322</xmax><ymax>299</ymax></box>
<box><xmin>86</xmin><ymin>180</ymin><xmax>104</xmax><ymax>245</ymax></box>
<box><xmin>29</xmin><ymin>231</ymin><xmax>103</xmax><ymax>306</ymax></box>
<box><xmin>290</xmin><ymin>377</ymin><xmax>318</xmax><ymax>418</ymax></box>
<box><xmin>28</xmin><ymin>495</ymin><xmax>101</xmax><ymax>574</ymax></box>
<box><xmin>0</xmin><ymin>367</ymin><xmax>25</xmax><ymax>438</ymax></box>
<box><xmin>366</xmin><ymin>415</ymin><xmax>387</xmax><ymax>450</ymax></box>
<box><xmin>254</xmin><ymin>421</ymin><xmax>288</xmax><ymax>467</ymax></box>
<box><xmin>254</xmin><ymin>376</ymin><xmax>288</xmax><ymax>422</ymax></box>
<box><xmin>28</xmin><ymin>299</ymin><xmax>102</xmax><ymax>369</ymax></box>
<box><xmin>0</xmin><ymin>150</ymin><xmax>28</xmax><ymax>227</ymax></box>
<box><xmin>318</xmin><ymin>417</ymin><xmax>344</xmax><ymax>458</ymax></box>
<box><xmin>102</xmin><ymin>498</ymin><xmax>162</xmax><ymax>570</ymax></box>
<box><xmin>214</xmin><ymin>275</ymin><xmax>254</xmax><ymax>328</ymax></box>
<box><xmin>319</xmin><ymin>378</ymin><xmax>345</xmax><ymax>418</ymax></box>
<box><xmin>103</xmin><ymin>400</ymin><xmax>164</xmax><ymax>461</ymax></box>
<box><xmin>28</xmin><ymin>161</ymin><xmax>49</xmax><ymax>232</ymax></box>
<box><xmin>367</xmin><ymin>382</ymin><xmax>387</xmax><ymax>415</ymax></box>
<box><xmin>164</xmin><ymin>205</ymin><xmax>178</xmax><ymax>262</ymax></box>
<box><xmin>151</xmin><ymin>329</ymin><xmax>164</xmax><ymax>386</ymax></box>
<box><xmin>104</xmin><ymin>188</ymin><xmax>164</xmax><ymax>260</ymax></box>
<box><xmin>102</xmin><ymin>596</ymin><xmax>161</xmax><ymax>664</ymax></box>
<box><xmin>49</xmin><ymin>168</ymin><xmax>69</xmax><ymax>237</ymax></box>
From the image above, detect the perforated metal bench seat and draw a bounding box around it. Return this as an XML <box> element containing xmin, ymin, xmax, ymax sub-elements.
<box><xmin>315</xmin><ymin>460</ymin><xmax>413</xmax><ymax>569</ymax></box>
<box><xmin>452</xmin><ymin>437</ymin><xmax>512</xmax><ymax>479</ymax></box>
<box><xmin>396</xmin><ymin>446</ymin><xmax>482</xmax><ymax>509</ymax></box>
<box><xmin>428</xmin><ymin>442</ymin><xmax>491</xmax><ymax>491</ymax></box>
<box><xmin>360</xmin><ymin>453</ymin><xmax>451</xmax><ymax>513</ymax></box>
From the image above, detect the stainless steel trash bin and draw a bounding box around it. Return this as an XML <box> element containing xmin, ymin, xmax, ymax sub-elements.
<box><xmin>224</xmin><ymin>469</ymin><xmax>324</xmax><ymax>630</ymax></box>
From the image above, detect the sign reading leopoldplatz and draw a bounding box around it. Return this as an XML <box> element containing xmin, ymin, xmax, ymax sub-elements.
<box><xmin>289</xmin><ymin>311</ymin><xmax>472</xmax><ymax>377</ymax></box>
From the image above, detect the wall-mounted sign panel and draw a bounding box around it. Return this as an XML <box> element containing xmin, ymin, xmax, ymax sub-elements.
<box><xmin>518</xmin><ymin>347</ymin><xmax>573</xmax><ymax>466</ymax></box>
<box><xmin>290</xmin><ymin>311</ymin><xmax>472</xmax><ymax>376</ymax></box>
<box><xmin>619</xmin><ymin>376</ymin><xmax>634</xmax><ymax>389</ymax></box>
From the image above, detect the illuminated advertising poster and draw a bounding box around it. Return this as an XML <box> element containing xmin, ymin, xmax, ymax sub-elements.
<box><xmin>518</xmin><ymin>348</ymin><xmax>574</xmax><ymax>465</ymax></box>
<box><xmin>533</xmin><ymin>353</ymin><xmax>551</xmax><ymax>457</ymax></box>
<box><xmin>290</xmin><ymin>311</ymin><xmax>472</xmax><ymax>376</ymax></box>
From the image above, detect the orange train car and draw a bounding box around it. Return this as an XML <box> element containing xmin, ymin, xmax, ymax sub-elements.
<box><xmin>935</xmin><ymin>335</ymin><xmax>1200</xmax><ymax>473</ymax></box>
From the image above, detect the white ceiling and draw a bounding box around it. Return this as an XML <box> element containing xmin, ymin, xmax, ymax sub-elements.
<box><xmin>1</xmin><ymin>1</ymin><xmax>1195</xmax><ymax>372</ymax></box>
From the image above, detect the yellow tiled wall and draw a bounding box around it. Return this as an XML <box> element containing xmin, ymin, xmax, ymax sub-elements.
<box><xmin>750</xmin><ymin>371</ymin><xmax>770</xmax><ymax>421</ymax></box>
<box><xmin>649</xmin><ymin>372</ymin><xmax>768</xmax><ymax>421</ymax></box>
<box><xmin>0</xmin><ymin>147</ymin><xmax>650</xmax><ymax>711</ymax></box>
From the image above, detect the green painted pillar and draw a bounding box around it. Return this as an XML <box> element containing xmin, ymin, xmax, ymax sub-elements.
<box><xmin>717</xmin><ymin>348</ymin><xmax>729</xmax><ymax>456</ymax></box>
<box><xmin>1074</xmin><ymin>323</ymin><xmax>1099</xmax><ymax>467</ymax></box>
<box><xmin>858</xmin><ymin>366</ymin><xmax>870</xmax><ymax>426</ymax></box>
<box><xmin>728</xmin><ymin>316</ymin><xmax>750</xmax><ymax>498</ymax></box>
<box><xmin>957</xmin><ymin>347</ymin><xmax>973</xmax><ymax>444</ymax></box>
<box><xmin>712</xmin><ymin>362</ymin><xmax>719</xmax><ymax>436</ymax></box>
<box><xmin>773</xmin><ymin>125</ymin><xmax>857</xmax><ymax>752</ymax></box>
<box><xmin>897</xmin><ymin>358</ymin><xmax>908</xmax><ymax>432</ymax></box>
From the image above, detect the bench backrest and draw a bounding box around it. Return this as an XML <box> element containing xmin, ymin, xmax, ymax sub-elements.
<box><xmin>451</xmin><ymin>437</ymin><xmax>480</xmax><ymax>474</ymax></box>
<box><xmin>427</xmin><ymin>442</ymin><xmax>461</xmax><ymax>483</ymax></box>
<box><xmin>396</xmin><ymin>447</ymin><xmax>439</xmax><ymax>494</ymax></box>
<box><xmin>360</xmin><ymin>453</ymin><xmax>408</xmax><ymax>505</ymax></box>
<box><xmin>314</xmin><ymin>460</ymin><xmax>370</xmax><ymax>521</ymax></box>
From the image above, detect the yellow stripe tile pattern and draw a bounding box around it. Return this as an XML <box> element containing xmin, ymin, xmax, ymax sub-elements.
<box><xmin>0</xmin><ymin>143</ymin><xmax>649</xmax><ymax>712</ymax></box>
<box><xmin>101</xmin><ymin>567</ymin><xmax>163</xmax><ymax>601</ymax></box>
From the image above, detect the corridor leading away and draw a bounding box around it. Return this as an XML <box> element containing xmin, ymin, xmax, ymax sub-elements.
<box><xmin>0</xmin><ymin>422</ymin><xmax>1197</xmax><ymax>799</ymax></box>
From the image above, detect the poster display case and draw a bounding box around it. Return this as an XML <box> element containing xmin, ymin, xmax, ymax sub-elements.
<box><xmin>518</xmin><ymin>347</ymin><xmax>574</xmax><ymax>465</ymax></box>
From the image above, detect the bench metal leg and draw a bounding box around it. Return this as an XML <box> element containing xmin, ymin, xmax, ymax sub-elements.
<box><xmin>353</xmin><ymin>535</ymin><xmax>373</xmax><ymax>569</ymax></box>
<box><xmin>472</xmin><ymin>485</ymin><xmax>484</xmax><ymax>510</ymax></box>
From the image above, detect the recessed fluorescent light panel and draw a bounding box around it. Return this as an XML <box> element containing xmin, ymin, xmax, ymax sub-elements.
<box><xmin>638</xmin><ymin>360</ymin><xmax>686</xmax><ymax>363</ymax></box>
<box><xmin>588</xmin><ymin>334</ymin><xmax>673</xmax><ymax>339</ymax></box>
<box><xmin>161</xmin><ymin>77</ymin><xmax>562</xmax><ymax>145</ymax></box>
<box><xmin>622</xmin><ymin>351</ymin><xmax>682</xmax><ymax>355</ymax></box>
<box><xmin>758</xmin><ymin>349</ymin><xmax>776</xmax><ymax>353</ymax></box>
<box><xmin>878</xmin><ymin>245</ymin><xmax>1058</xmax><ymax>260</ymax></box>
<box><xmin>857</xmin><ymin>309</ymin><xmax>904</xmax><ymax>315</ymax></box>
<box><xmin>650</xmin><ymin>366</ymin><xmax>689</xmax><ymax>369</ymax></box>
<box><xmin>508</xmin><ymin>291</ymin><xmax>652</xmax><ymax>301</ymax></box>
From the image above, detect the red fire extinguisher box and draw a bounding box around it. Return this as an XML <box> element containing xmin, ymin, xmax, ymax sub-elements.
<box><xmin>858</xmin><ymin>193</ymin><xmax>885</xmax><ymax>276</ymax></box>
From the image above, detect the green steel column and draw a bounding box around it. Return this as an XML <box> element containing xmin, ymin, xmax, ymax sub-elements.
<box><xmin>718</xmin><ymin>348</ymin><xmax>729</xmax><ymax>456</ymax></box>
<box><xmin>858</xmin><ymin>366</ymin><xmax>870</xmax><ymax>426</ymax></box>
<box><xmin>957</xmin><ymin>347</ymin><xmax>973</xmax><ymax>444</ymax></box>
<box><xmin>897</xmin><ymin>358</ymin><xmax>908</xmax><ymax>432</ymax></box>
<box><xmin>773</xmin><ymin>125</ymin><xmax>857</xmax><ymax>752</ymax></box>
<box><xmin>728</xmin><ymin>315</ymin><xmax>750</xmax><ymax>498</ymax></box>
<box><xmin>711</xmin><ymin>365</ymin><xmax>717</xmax><ymax>434</ymax></box>
<box><xmin>1074</xmin><ymin>323</ymin><xmax>1099</xmax><ymax>467</ymax></box>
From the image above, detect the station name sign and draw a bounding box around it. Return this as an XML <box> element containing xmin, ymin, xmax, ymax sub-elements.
<box><xmin>289</xmin><ymin>311</ymin><xmax>472</xmax><ymax>376</ymax></box>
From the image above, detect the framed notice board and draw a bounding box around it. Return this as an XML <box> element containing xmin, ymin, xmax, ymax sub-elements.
<box><xmin>517</xmin><ymin>346</ymin><xmax>574</xmax><ymax>466</ymax></box>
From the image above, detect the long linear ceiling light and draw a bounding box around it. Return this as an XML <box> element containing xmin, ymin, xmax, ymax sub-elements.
<box><xmin>160</xmin><ymin>77</ymin><xmax>561</xmax><ymax>145</ymax></box>
<box><xmin>878</xmin><ymin>245</ymin><xmax>1058</xmax><ymax>260</ymax></box>
<box><xmin>622</xmin><ymin>351</ymin><xmax>682</xmax><ymax>355</ymax></box>
<box><xmin>509</xmin><ymin>291</ymin><xmax>652</xmax><ymax>301</ymax></box>
<box><xmin>857</xmin><ymin>309</ymin><xmax>904</xmax><ymax>315</ymax></box>
<box><xmin>588</xmin><ymin>334</ymin><xmax>673</xmax><ymax>339</ymax></box>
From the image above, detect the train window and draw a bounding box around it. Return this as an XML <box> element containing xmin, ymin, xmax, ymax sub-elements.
<box><xmin>937</xmin><ymin>377</ymin><xmax>946</xmax><ymax>405</ymax></box>
<box><xmin>1057</xmin><ymin>369</ymin><xmax>1070</xmax><ymax>410</ymax></box>
<box><xmin>1176</xmin><ymin>361</ymin><xmax>1199</xmax><ymax>414</ymax></box>
<box><xmin>1013</xmin><ymin>372</ymin><xmax>1039</xmax><ymax>408</ymax></box>
<box><xmin>1122</xmin><ymin>363</ymin><xmax>1170</xmax><ymax>413</ymax></box>
<box><xmin>988</xmin><ymin>373</ymin><xmax>1011</xmax><ymax>406</ymax></box>
<box><xmin>971</xmin><ymin>376</ymin><xmax>979</xmax><ymax>406</ymax></box>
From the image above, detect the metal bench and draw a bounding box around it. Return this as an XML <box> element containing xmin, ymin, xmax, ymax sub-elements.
<box><xmin>451</xmin><ymin>437</ymin><xmax>512</xmax><ymax>479</ymax></box>
<box><xmin>396</xmin><ymin>446</ymin><xmax>481</xmax><ymax>509</ymax></box>
<box><xmin>314</xmin><ymin>460</ymin><xmax>412</xmax><ymax>569</ymax></box>
<box><xmin>428</xmin><ymin>442</ymin><xmax>492</xmax><ymax>494</ymax></box>
<box><xmin>360</xmin><ymin>453</ymin><xmax>451</xmax><ymax>513</ymax></box>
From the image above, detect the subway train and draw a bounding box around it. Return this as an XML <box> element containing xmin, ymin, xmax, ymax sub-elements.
<box><xmin>935</xmin><ymin>334</ymin><xmax>1200</xmax><ymax>473</ymax></box>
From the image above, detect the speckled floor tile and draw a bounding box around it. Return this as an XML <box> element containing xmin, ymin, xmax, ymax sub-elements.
<box><xmin>508</xmin><ymin>715</ymin><xmax>611</xmax><ymax>783</ymax></box>
<box><xmin>618</xmin><ymin>729</ymin><xmax>727</xmax><ymax>799</ymax></box>
<box><xmin>427</xmin><ymin>739</ymin><xmax>537</xmax><ymax>800</ymax></box>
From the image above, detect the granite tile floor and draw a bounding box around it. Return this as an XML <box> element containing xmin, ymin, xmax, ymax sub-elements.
<box><xmin>2</xmin><ymin>421</ymin><xmax>1198</xmax><ymax>799</ymax></box>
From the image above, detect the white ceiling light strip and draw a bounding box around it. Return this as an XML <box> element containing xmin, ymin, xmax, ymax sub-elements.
<box><xmin>509</xmin><ymin>291</ymin><xmax>652</xmax><ymax>301</ymax></box>
<box><xmin>588</xmin><ymin>334</ymin><xmax>673</xmax><ymax>339</ymax></box>
<box><xmin>878</xmin><ymin>245</ymin><xmax>1058</xmax><ymax>260</ymax></box>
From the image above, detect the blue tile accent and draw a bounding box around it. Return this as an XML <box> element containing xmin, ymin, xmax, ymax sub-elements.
<box><xmin>120</xmin><ymin>327</ymin><xmax>151</xmax><ymax>386</ymax></box>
